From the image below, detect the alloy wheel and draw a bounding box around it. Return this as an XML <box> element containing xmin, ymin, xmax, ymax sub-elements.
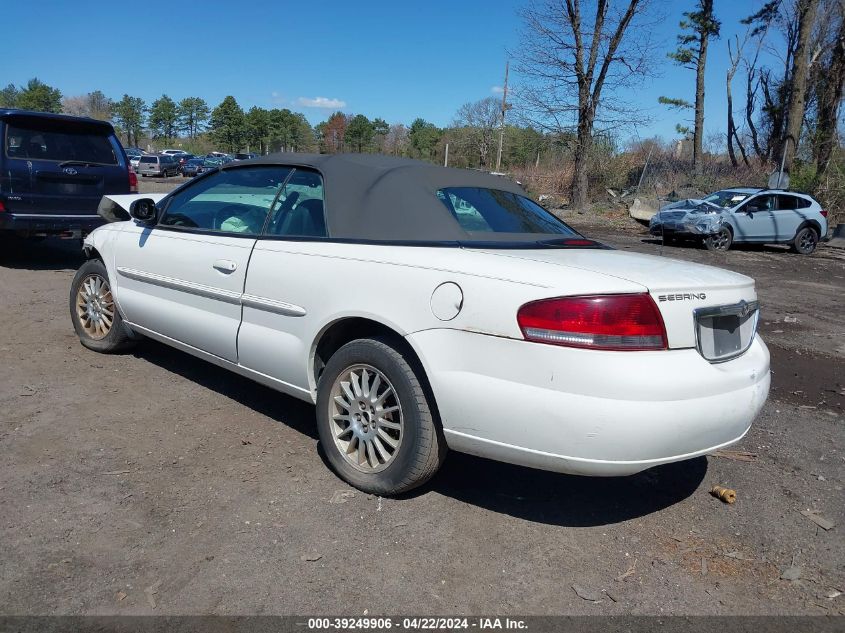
<box><xmin>328</xmin><ymin>364</ymin><xmax>403</xmax><ymax>473</ymax></box>
<box><xmin>711</xmin><ymin>229</ymin><xmax>730</xmax><ymax>251</ymax></box>
<box><xmin>799</xmin><ymin>229</ymin><xmax>817</xmax><ymax>253</ymax></box>
<box><xmin>75</xmin><ymin>274</ymin><xmax>115</xmax><ymax>340</ymax></box>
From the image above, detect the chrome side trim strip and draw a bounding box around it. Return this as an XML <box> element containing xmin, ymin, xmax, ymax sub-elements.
<box><xmin>241</xmin><ymin>294</ymin><xmax>307</xmax><ymax>317</ymax></box>
<box><xmin>116</xmin><ymin>267</ymin><xmax>242</xmax><ymax>304</ymax></box>
<box><xmin>117</xmin><ymin>266</ymin><xmax>306</xmax><ymax>316</ymax></box>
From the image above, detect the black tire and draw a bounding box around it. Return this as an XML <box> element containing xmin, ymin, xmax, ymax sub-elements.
<box><xmin>790</xmin><ymin>226</ymin><xmax>819</xmax><ymax>255</ymax></box>
<box><xmin>315</xmin><ymin>337</ymin><xmax>446</xmax><ymax>495</ymax></box>
<box><xmin>69</xmin><ymin>259</ymin><xmax>136</xmax><ymax>353</ymax></box>
<box><xmin>704</xmin><ymin>226</ymin><xmax>732</xmax><ymax>252</ymax></box>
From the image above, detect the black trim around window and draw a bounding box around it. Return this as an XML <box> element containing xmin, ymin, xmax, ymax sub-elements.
<box><xmin>152</xmin><ymin>164</ymin><xmax>329</xmax><ymax>240</ymax></box>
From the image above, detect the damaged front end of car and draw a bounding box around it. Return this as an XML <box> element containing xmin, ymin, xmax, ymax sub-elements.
<box><xmin>649</xmin><ymin>199</ymin><xmax>727</xmax><ymax>237</ymax></box>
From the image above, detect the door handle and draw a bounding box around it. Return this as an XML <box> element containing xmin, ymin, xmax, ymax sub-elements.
<box><xmin>213</xmin><ymin>259</ymin><xmax>237</xmax><ymax>273</ymax></box>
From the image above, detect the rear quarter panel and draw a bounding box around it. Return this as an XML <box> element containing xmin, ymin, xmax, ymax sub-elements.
<box><xmin>238</xmin><ymin>241</ymin><xmax>644</xmax><ymax>396</ymax></box>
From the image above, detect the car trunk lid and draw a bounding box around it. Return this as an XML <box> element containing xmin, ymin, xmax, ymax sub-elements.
<box><xmin>468</xmin><ymin>247</ymin><xmax>759</xmax><ymax>354</ymax></box>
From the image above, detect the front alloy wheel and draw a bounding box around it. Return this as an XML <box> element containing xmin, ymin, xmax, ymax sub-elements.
<box><xmin>705</xmin><ymin>227</ymin><xmax>732</xmax><ymax>252</ymax></box>
<box><xmin>69</xmin><ymin>258</ymin><xmax>136</xmax><ymax>353</ymax></box>
<box><xmin>75</xmin><ymin>273</ymin><xmax>114</xmax><ymax>340</ymax></box>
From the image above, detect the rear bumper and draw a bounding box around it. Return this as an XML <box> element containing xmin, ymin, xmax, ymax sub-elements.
<box><xmin>407</xmin><ymin>329</ymin><xmax>770</xmax><ymax>476</ymax></box>
<box><xmin>0</xmin><ymin>212</ymin><xmax>106</xmax><ymax>234</ymax></box>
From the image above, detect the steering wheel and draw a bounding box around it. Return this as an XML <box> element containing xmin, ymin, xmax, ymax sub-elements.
<box><xmin>161</xmin><ymin>213</ymin><xmax>199</xmax><ymax>228</ymax></box>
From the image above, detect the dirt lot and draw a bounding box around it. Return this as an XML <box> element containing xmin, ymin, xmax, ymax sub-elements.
<box><xmin>0</xmin><ymin>184</ymin><xmax>843</xmax><ymax>615</ymax></box>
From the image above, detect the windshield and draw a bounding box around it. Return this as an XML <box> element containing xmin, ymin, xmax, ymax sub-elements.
<box><xmin>703</xmin><ymin>190</ymin><xmax>751</xmax><ymax>208</ymax></box>
<box><xmin>436</xmin><ymin>187</ymin><xmax>578</xmax><ymax>236</ymax></box>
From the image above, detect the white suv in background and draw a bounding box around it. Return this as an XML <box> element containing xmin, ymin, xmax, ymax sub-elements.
<box><xmin>650</xmin><ymin>188</ymin><xmax>829</xmax><ymax>254</ymax></box>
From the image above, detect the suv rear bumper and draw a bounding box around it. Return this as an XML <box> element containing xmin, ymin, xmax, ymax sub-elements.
<box><xmin>0</xmin><ymin>212</ymin><xmax>106</xmax><ymax>235</ymax></box>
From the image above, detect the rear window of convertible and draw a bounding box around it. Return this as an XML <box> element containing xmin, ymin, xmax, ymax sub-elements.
<box><xmin>436</xmin><ymin>187</ymin><xmax>578</xmax><ymax>235</ymax></box>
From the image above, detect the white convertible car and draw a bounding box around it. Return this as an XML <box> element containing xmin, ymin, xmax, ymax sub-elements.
<box><xmin>71</xmin><ymin>154</ymin><xmax>770</xmax><ymax>495</ymax></box>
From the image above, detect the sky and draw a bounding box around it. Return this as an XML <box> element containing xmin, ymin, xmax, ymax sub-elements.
<box><xmin>2</xmin><ymin>0</ymin><xmax>788</xmax><ymax>145</ymax></box>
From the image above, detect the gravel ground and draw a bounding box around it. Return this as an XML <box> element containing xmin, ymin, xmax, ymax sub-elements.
<box><xmin>0</xmin><ymin>191</ymin><xmax>842</xmax><ymax>616</ymax></box>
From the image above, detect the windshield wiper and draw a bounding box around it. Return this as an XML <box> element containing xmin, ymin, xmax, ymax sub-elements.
<box><xmin>59</xmin><ymin>160</ymin><xmax>96</xmax><ymax>168</ymax></box>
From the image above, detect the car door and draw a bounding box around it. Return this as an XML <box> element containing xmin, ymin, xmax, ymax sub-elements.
<box><xmin>771</xmin><ymin>194</ymin><xmax>804</xmax><ymax>241</ymax></box>
<box><xmin>113</xmin><ymin>165</ymin><xmax>292</xmax><ymax>362</ymax></box>
<box><xmin>237</xmin><ymin>167</ymin><xmax>327</xmax><ymax>391</ymax></box>
<box><xmin>732</xmin><ymin>194</ymin><xmax>777</xmax><ymax>241</ymax></box>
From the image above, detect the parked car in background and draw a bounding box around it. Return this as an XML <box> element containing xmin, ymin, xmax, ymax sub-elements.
<box><xmin>129</xmin><ymin>155</ymin><xmax>143</xmax><ymax>169</ymax></box>
<box><xmin>72</xmin><ymin>154</ymin><xmax>769</xmax><ymax>495</ymax></box>
<box><xmin>649</xmin><ymin>188</ymin><xmax>828</xmax><ymax>254</ymax></box>
<box><xmin>234</xmin><ymin>152</ymin><xmax>257</xmax><ymax>161</ymax></box>
<box><xmin>0</xmin><ymin>109</ymin><xmax>134</xmax><ymax>239</ymax></box>
<box><xmin>137</xmin><ymin>154</ymin><xmax>180</xmax><ymax>178</ymax></box>
<box><xmin>180</xmin><ymin>158</ymin><xmax>211</xmax><ymax>177</ymax></box>
<box><xmin>177</xmin><ymin>153</ymin><xmax>196</xmax><ymax>166</ymax></box>
<box><xmin>161</xmin><ymin>149</ymin><xmax>188</xmax><ymax>157</ymax></box>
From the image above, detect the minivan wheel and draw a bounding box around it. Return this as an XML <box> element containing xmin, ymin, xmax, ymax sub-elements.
<box><xmin>791</xmin><ymin>226</ymin><xmax>819</xmax><ymax>255</ymax></box>
<box><xmin>69</xmin><ymin>259</ymin><xmax>136</xmax><ymax>353</ymax></box>
<box><xmin>315</xmin><ymin>337</ymin><xmax>446</xmax><ymax>496</ymax></box>
<box><xmin>704</xmin><ymin>227</ymin><xmax>732</xmax><ymax>252</ymax></box>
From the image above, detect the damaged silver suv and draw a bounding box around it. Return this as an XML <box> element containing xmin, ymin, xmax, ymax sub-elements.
<box><xmin>649</xmin><ymin>188</ymin><xmax>828</xmax><ymax>255</ymax></box>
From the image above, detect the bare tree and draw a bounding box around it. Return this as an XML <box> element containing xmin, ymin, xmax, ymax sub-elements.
<box><xmin>61</xmin><ymin>90</ymin><xmax>112</xmax><ymax>120</ymax></box>
<box><xmin>726</xmin><ymin>34</ymin><xmax>750</xmax><ymax>167</ymax></box>
<box><xmin>513</xmin><ymin>0</ymin><xmax>657</xmax><ymax>210</ymax></box>
<box><xmin>782</xmin><ymin>0</ymin><xmax>821</xmax><ymax>171</ymax></box>
<box><xmin>384</xmin><ymin>124</ymin><xmax>409</xmax><ymax>156</ymax></box>
<box><xmin>813</xmin><ymin>1</ymin><xmax>845</xmax><ymax>179</ymax></box>
<box><xmin>453</xmin><ymin>97</ymin><xmax>501</xmax><ymax>167</ymax></box>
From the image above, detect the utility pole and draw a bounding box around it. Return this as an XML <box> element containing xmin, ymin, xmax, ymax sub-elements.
<box><xmin>444</xmin><ymin>143</ymin><xmax>449</xmax><ymax>167</ymax></box>
<box><xmin>495</xmin><ymin>61</ymin><xmax>510</xmax><ymax>172</ymax></box>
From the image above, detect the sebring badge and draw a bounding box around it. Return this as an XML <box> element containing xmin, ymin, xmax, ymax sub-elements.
<box><xmin>658</xmin><ymin>292</ymin><xmax>707</xmax><ymax>302</ymax></box>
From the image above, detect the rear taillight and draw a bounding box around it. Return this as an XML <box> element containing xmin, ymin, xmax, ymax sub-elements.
<box><xmin>128</xmin><ymin>168</ymin><xmax>138</xmax><ymax>193</ymax></box>
<box><xmin>517</xmin><ymin>293</ymin><xmax>668</xmax><ymax>351</ymax></box>
<box><xmin>821</xmin><ymin>209</ymin><xmax>828</xmax><ymax>218</ymax></box>
<box><xmin>0</xmin><ymin>200</ymin><xmax>5</xmax><ymax>212</ymax></box>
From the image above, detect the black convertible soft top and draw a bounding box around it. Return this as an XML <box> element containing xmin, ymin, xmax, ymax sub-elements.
<box><xmin>223</xmin><ymin>153</ymin><xmax>534</xmax><ymax>242</ymax></box>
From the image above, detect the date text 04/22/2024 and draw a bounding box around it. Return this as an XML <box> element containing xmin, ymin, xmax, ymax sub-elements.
<box><xmin>306</xmin><ymin>617</ymin><xmax>528</xmax><ymax>630</ymax></box>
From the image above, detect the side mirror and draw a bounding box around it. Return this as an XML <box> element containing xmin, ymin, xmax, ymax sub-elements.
<box><xmin>129</xmin><ymin>198</ymin><xmax>157</xmax><ymax>224</ymax></box>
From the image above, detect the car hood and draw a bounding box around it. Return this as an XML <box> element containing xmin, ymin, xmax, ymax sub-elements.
<box><xmin>466</xmin><ymin>247</ymin><xmax>753</xmax><ymax>293</ymax></box>
<box><xmin>653</xmin><ymin>199</ymin><xmax>726</xmax><ymax>220</ymax></box>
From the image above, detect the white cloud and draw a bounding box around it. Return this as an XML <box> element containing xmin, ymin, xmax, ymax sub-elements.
<box><xmin>491</xmin><ymin>86</ymin><xmax>505</xmax><ymax>94</ymax></box>
<box><xmin>295</xmin><ymin>96</ymin><xmax>347</xmax><ymax>109</ymax></box>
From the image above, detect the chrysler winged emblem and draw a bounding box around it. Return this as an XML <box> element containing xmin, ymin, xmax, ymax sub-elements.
<box><xmin>63</xmin><ymin>167</ymin><xmax>78</xmax><ymax>175</ymax></box>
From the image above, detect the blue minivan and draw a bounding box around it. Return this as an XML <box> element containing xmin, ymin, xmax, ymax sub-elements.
<box><xmin>0</xmin><ymin>109</ymin><xmax>135</xmax><ymax>239</ymax></box>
